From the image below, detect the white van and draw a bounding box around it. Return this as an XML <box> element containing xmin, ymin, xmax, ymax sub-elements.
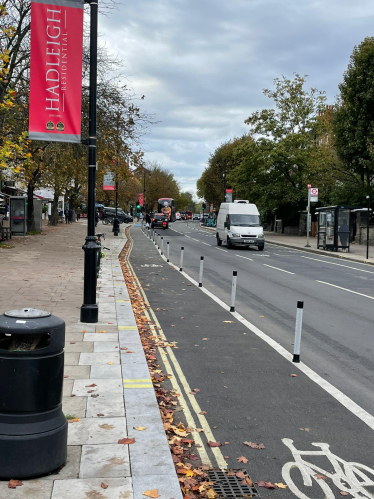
<box><xmin>216</xmin><ymin>201</ymin><xmax>265</xmax><ymax>250</ymax></box>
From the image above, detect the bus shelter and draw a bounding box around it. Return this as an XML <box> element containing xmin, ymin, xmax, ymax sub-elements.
<box><xmin>316</xmin><ymin>206</ymin><xmax>356</xmax><ymax>252</ymax></box>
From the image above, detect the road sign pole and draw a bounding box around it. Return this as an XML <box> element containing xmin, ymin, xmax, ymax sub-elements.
<box><xmin>305</xmin><ymin>186</ymin><xmax>311</xmax><ymax>248</ymax></box>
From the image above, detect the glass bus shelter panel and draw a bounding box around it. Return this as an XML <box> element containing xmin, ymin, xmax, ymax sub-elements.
<box><xmin>318</xmin><ymin>212</ymin><xmax>327</xmax><ymax>248</ymax></box>
<box><xmin>325</xmin><ymin>209</ymin><xmax>335</xmax><ymax>247</ymax></box>
<box><xmin>337</xmin><ymin>208</ymin><xmax>350</xmax><ymax>250</ymax></box>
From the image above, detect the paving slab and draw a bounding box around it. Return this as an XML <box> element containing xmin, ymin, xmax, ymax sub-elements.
<box><xmin>90</xmin><ymin>365</ymin><xmax>122</xmax><ymax>378</ymax></box>
<box><xmin>64</xmin><ymin>353</ymin><xmax>80</xmax><ymax>365</ymax></box>
<box><xmin>51</xmin><ymin>478</ymin><xmax>133</xmax><ymax>499</ymax></box>
<box><xmin>64</xmin><ymin>365</ymin><xmax>91</xmax><ymax>379</ymax></box>
<box><xmin>62</xmin><ymin>396</ymin><xmax>87</xmax><ymax>418</ymax></box>
<box><xmin>64</xmin><ymin>341</ymin><xmax>94</xmax><ymax>353</ymax></box>
<box><xmin>79</xmin><ymin>352</ymin><xmax>120</xmax><ymax>365</ymax></box>
<box><xmin>43</xmin><ymin>446</ymin><xmax>82</xmax><ymax>480</ymax></box>
<box><xmin>0</xmin><ymin>479</ymin><xmax>54</xmax><ymax>499</ymax></box>
<box><xmin>80</xmin><ymin>444</ymin><xmax>130</xmax><ymax>478</ymax></box>
<box><xmin>86</xmin><ymin>393</ymin><xmax>125</xmax><ymax>418</ymax></box>
<box><xmin>132</xmin><ymin>475</ymin><xmax>183</xmax><ymax>499</ymax></box>
<box><xmin>63</xmin><ymin>379</ymin><xmax>74</xmax><ymax>397</ymax></box>
<box><xmin>84</xmin><ymin>333</ymin><xmax>118</xmax><ymax>342</ymax></box>
<box><xmin>94</xmin><ymin>341</ymin><xmax>120</xmax><ymax>352</ymax></box>
<box><xmin>73</xmin><ymin>379</ymin><xmax>123</xmax><ymax>396</ymax></box>
<box><xmin>67</xmin><ymin>417</ymin><xmax>127</xmax><ymax>445</ymax></box>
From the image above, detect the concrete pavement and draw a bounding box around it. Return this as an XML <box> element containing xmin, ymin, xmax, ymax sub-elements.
<box><xmin>0</xmin><ymin>221</ymin><xmax>182</xmax><ymax>499</ymax></box>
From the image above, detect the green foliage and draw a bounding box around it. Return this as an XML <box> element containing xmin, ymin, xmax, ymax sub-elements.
<box><xmin>333</xmin><ymin>37</ymin><xmax>374</xmax><ymax>201</ymax></box>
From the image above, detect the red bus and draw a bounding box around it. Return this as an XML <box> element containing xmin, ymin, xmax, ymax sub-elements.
<box><xmin>157</xmin><ymin>198</ymin><xmax>176</xmax><ymax>222</ymax></box>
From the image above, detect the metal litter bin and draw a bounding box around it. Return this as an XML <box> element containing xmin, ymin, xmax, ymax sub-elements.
<box><xmin>0</xmin><ymin>308</ymin><xmax>67</xmax><ymax>478</ymax></box>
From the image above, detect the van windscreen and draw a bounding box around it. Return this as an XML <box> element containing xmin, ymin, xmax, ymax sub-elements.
<box><xmin>229</xmin><ymin>214</ymin><xmax>261</xmax><ymax>226</ymax></box>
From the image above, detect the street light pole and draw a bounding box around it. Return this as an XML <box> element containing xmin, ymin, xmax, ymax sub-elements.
<box><xmin>113</xmin><ymin>178</ymin><xmax>119</xmax><ymax>236</ymax></box>
<box><xmin>366</xmin><ymin>195</ymin><xmax>370</xmax><ymax>260</ymax></box>
<box><xmin>81</xmin><ymin>0</ymin><xmax>99</xmax><ymax>323</ymax></box>
<box><xmin>305</xmin><ymin>185</ymin><xmax>311</xmax><ymax>248</ymax></box>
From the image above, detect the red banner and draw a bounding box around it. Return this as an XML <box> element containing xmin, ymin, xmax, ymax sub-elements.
<box><xmin>138</xmin><ymin>193</ymin><xmax>144</xmax><ymax>206</ymax></box>
<box><xmin>29</xmin><ymin>0</ymin><xmax>84</xmax><ymax>143</ymax></box>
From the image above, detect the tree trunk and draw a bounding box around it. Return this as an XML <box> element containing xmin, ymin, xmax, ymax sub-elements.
<box><xmin>49</xmin><ymin>192</ymin><xmax>59</xmax><ymax>226</ymax></box>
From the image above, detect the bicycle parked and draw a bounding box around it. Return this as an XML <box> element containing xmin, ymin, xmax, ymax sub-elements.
<box><xmin>96</xmin><ymin>233</ymin><xmax>110</xmax><ymax>277</ymax></box>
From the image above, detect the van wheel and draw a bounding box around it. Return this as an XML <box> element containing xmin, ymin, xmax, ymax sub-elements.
<box><xmin>216</xmin><ymin>234</ymin><xmax>222</xmax><ymax>246</ymax></box>
<box><xmin>227</xmin><ymin>237</ymin><xmax>233</xmax><ymax>249</ymax></box>
<box><xmin>258</xmin><ymin>245</ymin><xmax>264</xmax><ymax>251</ymax></box>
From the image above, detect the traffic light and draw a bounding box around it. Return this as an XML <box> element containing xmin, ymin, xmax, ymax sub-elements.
<box><xmin>136</xmin><ymin>203</ymin><xmax>141</xmax><ymax>212</ymax></box>
<box><xmin>202</xmin><ymin>202</ymin><xmax>206</xmax><ymax>210</ymax></box>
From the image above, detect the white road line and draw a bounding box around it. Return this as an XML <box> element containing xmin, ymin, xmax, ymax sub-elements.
<box><xmin>316</xmin><ymin>280</ymin><xmax>374</xmax><ymax>300</ymax></box>
<box><xmin>263</xmin><ymin>264</ymin><xmax>294</xmax><ymax>274</ymax></box>
<box><xmin>215</xmin><ymin>248</ymin><xmax>228</xmax><ymax>252</ymax></box>
<box><xmin>301</xmin><ymin>256</ymin><xmax>374</xmax><ymax>274</ymax></box>
<box><xmin>143</xmin><ymin>228</ymin><xmax>374</xmax><ymax>432</ymax></box>
<box><xmin>235</xmin><ymin>254</ymin><xmax>254</xmax><ymax>261</ymax></box>
<box><xmin>201</xmin><ymin>242</ymin><xmax>212</xmax><ymax>246</ymax></box>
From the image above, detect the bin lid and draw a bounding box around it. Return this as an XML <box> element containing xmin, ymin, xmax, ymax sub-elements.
<box><xmin>4</xmin><ymin>308</ymin><xmax>51</xmax><ymax>318</ymax></box>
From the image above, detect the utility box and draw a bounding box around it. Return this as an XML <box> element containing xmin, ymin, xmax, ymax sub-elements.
<box><xmin>0</xmin><ymin>308</ymin><xmax>67</xmax><ymax>478</ymax></box>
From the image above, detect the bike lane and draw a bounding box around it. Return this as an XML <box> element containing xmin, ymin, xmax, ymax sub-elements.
<box><xmin>131</xmin><ymin>227</ymin><xmax>374</xmax><ymax>499</ymax></box>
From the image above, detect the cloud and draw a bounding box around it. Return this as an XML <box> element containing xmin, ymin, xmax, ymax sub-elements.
<box><xmin>99</xmin><ymin>0</ymin><xmax>374</xmax><ymax>196</ymax></box>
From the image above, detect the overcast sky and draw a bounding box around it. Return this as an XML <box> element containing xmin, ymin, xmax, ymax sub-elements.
<box><xmin>100</xmin><ymin>0</ymin><xmax>373</xmax><ymax>198</ymax></box>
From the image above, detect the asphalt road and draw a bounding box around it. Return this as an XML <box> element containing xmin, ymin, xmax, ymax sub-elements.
<box><xmin>159</xmin><ymin>221</ymin><xmax>374</xmax><ymax>416</ymax></box>
<box><xmin>130</xmin><ymin>223</ymin><xmax>374</xmax><ymax>498</ymax></box>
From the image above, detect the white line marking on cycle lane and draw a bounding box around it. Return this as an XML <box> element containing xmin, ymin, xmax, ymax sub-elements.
<box><xmin>263</xmin><ymin>264</ymin><xmax>295</xmax><ymax>274</ymax></box>
<box><xmin>316</xmin><ymin>280</ymin><xmax>374</xmax><ymax>300</ymax></box>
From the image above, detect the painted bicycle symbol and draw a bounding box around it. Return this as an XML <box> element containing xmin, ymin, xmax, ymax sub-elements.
<box><xmin>282</xmin><ymin>438</ymin><xmax>374</xmax><ymax>498</ymax></box>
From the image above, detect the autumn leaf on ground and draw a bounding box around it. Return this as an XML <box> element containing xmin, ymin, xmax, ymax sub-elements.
<box><xmin>118</xmin><ymin>437</ymin><xmax>136</xmax><ymax>444</ymax></box>
<box><xmin>107</xmin><ymin>362</ymin><xmax>114</xmax><ymax>365</ymax></box>
<box><xmin>68</xmin><ymin>418</ymin><xmax>80</xmax><ymax>423</ymax></box>
<box><xmin>275</xmin><ymin>483</ymin><xmax>288</xmax><ymax>489</ymax></box>
<box><xmin>135</xmin><ymin>426</ymin><xmax>147</xmax><ymax>431</ymax></box>
<box><xmin>97</xmin><ymin>413</ymin><xmax>104</xmax><ymax>417</ymax></box>
<box><xmin>142</xmin><ymin>490</ymin><xmax>160</xmax><ymax>498</ymax></box>
<box><xmin>8</xmin><ymin>480</ymin><xmax>23</xmax><ymax>488</ymax></box>
<box><xmin>208</xmin><ymin>441</ymin><xmax>222</xmax><ymax>447</ymax></box>
<box><xmin>243</xmin><ymin>441</ymin><xmax>266</xmax><ymax>449</ymax></box>
<box><xmin>315</xmin><ymin>474</ymin><xmax>327</xmax><ymax>480</ymax></box>
<box><xmin>85</xmin><ymin>384</ymin><xmax>97</xmax><ymax>387</ymax></box>
<box><xmin>236</xmin><ymin>471</ymin><xmax>246</xmax><ymax>479</ymax></box>
<box><xmin>264</xmin><ymin>482</ymin><xmax>277</xmax><ymax>489</ymax></box>
<box><xmin>290</xmin><ymin>373</ymin><xmax>298</xmax><ymax>377</ymax></box>
<box><xmin>237</xmin><ymin>456</ymin><xmax>249</xmax><ymax>463</ymax></box>
<box><xmin>206</xmin><ymin>489</ymin><xmax>217</xmax><ymax>498</ymax></box>
<box><xmin>340</xmin><ymin>492</ymin><xmax>349</xmax><ymax>496</ymax></box>
<box><xmin>101</xmin><ymin>482</ymin><xmax>108</xmax><ymax>489</ymax></box>
<box><xmin>223</xmin><ymin>321</ymin><xmax>233</xmax><ymax>323</ymax></box>
<box><xmin>199</xmin><ymin>411</ymin><xmax>207</xmax><ymax>415</ymax></box>
<box><xmin>98</xmin><ymin>330</ymin><xmax>106</xmax><ymax>333</ymax></box>
<box><xmin>299</xmin><ymin>428</ymin><xmax>310</xmax><ymax>432</ymax></box>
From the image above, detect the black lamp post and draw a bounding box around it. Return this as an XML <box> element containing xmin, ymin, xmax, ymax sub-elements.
<box><xmin>113</xmin><ymin>177</ymin><xmax>119</xmax><ymax>236</ymax></box>
<box><xmin>143</xmin><ymin>168</ymin><xmax>151</xmax><ymax>213</ymax></box>
<box><xmin>80</xmin><ymin>0</ymin><xmax>99</xmax><ymax>323</ymax></box>
<box><xmin>366</xmin><ymin>195</ymin><xmax>370</xmax><ymax>260</ymax></box>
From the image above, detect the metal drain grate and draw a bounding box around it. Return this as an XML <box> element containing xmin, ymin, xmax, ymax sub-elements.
<box><xmin>208</xmin><ymin>469</ymin><xmax>260</xmax><ymax>498</ymax></box>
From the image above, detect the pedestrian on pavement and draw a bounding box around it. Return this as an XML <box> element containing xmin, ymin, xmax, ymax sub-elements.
<box><xmin>95</xmin><ymin>211</ymin><xmax>99</xmax><ymax>227</ymax></box>
<box><xmin>4</xmin><ymin>203</ymin><xmax>9</xmax><ymax>220</ymax></box>
<box><xmin>68</xmin><ymin>209</ymin><xmax>73</xmax><ymax>224</ymax></box>
<box><xmin>339</xmin><ymin>219</ymin><xmax>349</xmax><ymax>248</ymax></box>
<box><xmin>76</xmin><ymin>207</ymin><xmax>81</xmax><ymax>221</ymax></box>
<box><xmin>146</xmin><ymin>213</ymin><xmax>151</xmax><ymax>225</ymax></box>
<box><xmin>64</xmin><ymin>208</ymin><xmax>69</xmax><ymax>224</ymax></box>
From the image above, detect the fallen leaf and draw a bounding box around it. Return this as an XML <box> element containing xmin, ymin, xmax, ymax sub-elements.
<box><xmin>80</xmin><ymin>330</ymin><xmax>86</xmax><ymax>333</ymax></box>
<box><xmin>199</xmin><ymin>411</ymin><xmax>207</xmax><ymax>415</ymax></box>
<box><xmin>243</xmin><ymin>441</ymin><xmax>266</xmax><ymax>449</ymax></box>
<box><xmin>85</xmin><ymin>384</ymin><xmax>97</xmax><ymax>387</ymax></box>
<box><xmin>202</xmin><ymin>338</ymin><xmax>209</xmax><ymax>340</ymax></box>
<box><xmin>97</xmin><ymin>413</ymin><xmax>104</xmax><ymax>417</ymax></box>
<box><xmin>223</xmin><ymin>320</ymin><xmax>233</xmax><ymax>323</ymax></box>
<box><xmin>340</xmin><ymin>492</ymin><xmax>349</xmax><ymax>496</ymax></box>
<box><xmin>64</xmin><ymin>375</ymin><xmax>69</xmax><ymax>378</ymax></box>
<box><xmin>259</xmin><ymin>315</ymin><xmax>264</xmax><ymax>318</ymax></box>
<box><xmin>68</xmin><ymin>418</ymin><xmax>81</xmax><ymax>423</ymax></box>
<box><xmin>264</xmin><ymin>482</ymin><xmax>277</xmax><ymax>489</ymax></box>
<box><xmin>135</xmin><ymin>426</ymin><xmax>147</xmax><ymax>431</ymax></box>
<box><xmin>236</xmin><ymin>471</ymin><xmax>246</xmax><ymax>479</ymax></box>
<box><xmin>275</xmin><ymin>483</ymin><xmax>288</xmax><ymax>489</ymax></box>
<box><xmin>107</xmin><ymin>362</ymin><xmax>114</xmax><ymax>365</ymax></box>
<box><xmin>299</xmin><ymin>428</ymin><xmax>310</xmax><ymax>432</ymax></box>
<box><xmin>206</xmin><ymin>490</ymin><xmax>216</xmax><ymax>499</ymax></box>
<box><xmin>315</xmin><ymin>474</ymin><xmax>327</xmax><ymax>480</ymax></box>
<box><xmin>8</xmin><ymin>480</ymin><xmax>23</xmax><ymax>489</ymax></box>
<box><xmin>237</xmin><ymin>456</ymin><xmax>249</xmax><ymax>463</ymax></box>
<box><xmin>101</xmin><ymin>482</ymin><xmax>108</xmax><ymax>489</ymax></box>
<box><xmin>142</xmin><ymin>490</ymin><xmax>160</xmax><ymax>498</ymax></box>
<box><xmin>118</xmin><ymin>437</ymin><xmax>136</xmax><ymax>444</ymax></box>
<box><xmin>208</xmin><ymin>441</ymin><xmax>222</xmax><ymax>447</ymax></box>
<box><xmin>290</xmin><ymin>373</ymin><xmax>298</xmax><ymax>377</ymax></box>
<box><xmin>224</xmin><ymin>455</ymin><xmax>229</xmax><ymax>459</ymax></box>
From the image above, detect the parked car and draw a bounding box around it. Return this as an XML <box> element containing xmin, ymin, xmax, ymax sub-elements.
<box><xmin>151</xmin><ymin>214</ymin><xmax>169</xmax><ymax>229</ymax></box>
<box><xmin>193</xmin><ymin>214</ymin><xmax>200</xmax><ymax>220</ymax></box>
<box><xmin>102</xmin><ymin>207</ymin><xmax>132</xmax><ymax>223</ymax></box>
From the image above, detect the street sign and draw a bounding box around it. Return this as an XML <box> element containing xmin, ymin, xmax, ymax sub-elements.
<box><xmin>307</xmin><ymin>184</ymin><xmax>311</xmax><ymax>189</ymax></box>
<box><xmin>225</xmin><ymin>189</ymin><xmax>233</xmax><ymax>203</ymax></box>
<box><xmin>310</xmin><ymin>187</ymin><xmax>318</xmax><ymax>203</ymax></box>
<box><xmin>103</xmin><ymin>172</ymin><xmax>115</xmax><ymax>191</ymax></box>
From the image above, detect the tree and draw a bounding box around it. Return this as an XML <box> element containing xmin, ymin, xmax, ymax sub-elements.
<box><xmin>175</xmin><ymin>191</ymin><xmax>196</xmax><ymax>212</ymax></box>
<box><xmin>139</xmin><ymin>162</ymin><xmax>179</xmax><ymax>212</ymax></box>
<box><xmin>333</xmin><ymin>37</ymin><xmax>374</xmax><ymax>202</ymax></box>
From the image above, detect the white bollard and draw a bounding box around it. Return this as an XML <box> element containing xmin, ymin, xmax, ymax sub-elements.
<box><xmin>152</xmin><ymin>229</ymin><xmax>155</xmax><ymax>242</ymax></box>
<box><xmin>180</xmin><ymin>247</ymin><xmax>184</xmax><ymax>271</ymax></box>
<box><xmin>167</xmin><ymin>241</ymin><xmax>170</xmax><ymax>262</ymax></box>
<box><xmin>199</xmin><ymin>256</ymin><xmax>204</xmax><ymax>287</ymax></box>
<box><xmin>161</xmin><ymin>237</ymin><xmax>164</xmax><ymax>255</ymax></box>
<box><xmin>293</xmin><ymin>301</ymin><xmax>304</xmax><ymax>363</ymax></box>
<box><xmin>230</xmin><ymin>271</ymin><xmax>238</xmax><ymax>312</ymax></box>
